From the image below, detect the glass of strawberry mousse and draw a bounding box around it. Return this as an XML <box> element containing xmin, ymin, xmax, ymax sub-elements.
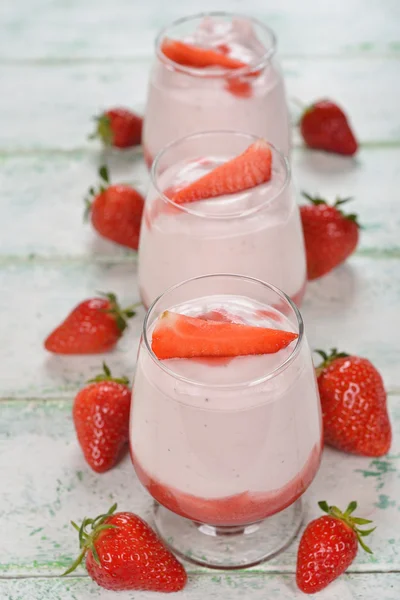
<box><xmin>142</xmin><ymin>12</ymin><xmax>290</xmax><ymax>167</ymax></box>
<box><xmin>138</xmin><ymin>131</ymin><xmax>307</xmax><ymax>309</ymax></box>
<box><xmin>130</xmin><ymin>274</ymin><xmax>322</xmax><ymax>569</ymax></box>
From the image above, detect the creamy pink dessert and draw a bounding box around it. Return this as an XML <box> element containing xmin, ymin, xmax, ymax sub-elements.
<box><xmin>143</xmin><ymin>13</ymin><xmax>290</xmax><ymax>166</ymax></box>
<box><xmin>130</xmin><ymin>278</ymin><xmax>322</xmax><ymax>529</ymax></box>
<box><xmin>138</xmin><ymin>132</ymin><xmax>307</xmax><ymax>309</ymax></box>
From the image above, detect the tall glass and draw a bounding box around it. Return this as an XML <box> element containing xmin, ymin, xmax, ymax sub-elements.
<box><xmin>138</xmin><ymin>131</ymin><xmax>307</xmax><ymax>310</ymax></box>
<box><xmin>142</xmin><ymin>12</ymin><xmax>290</xmax><ymax>167</ymax></box>
<box><xmin>130</xmin><ymin>274</ymin><xmax>323</xmax><ymax>568</ymax></box>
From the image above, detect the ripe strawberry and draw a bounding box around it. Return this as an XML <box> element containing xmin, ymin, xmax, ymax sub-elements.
<box><xmin>300</xmin><ymin>192</ymin><xmax>360</xmax><ymax>280</ymax></box>
<box><xmin>73</xmin><ymin>363</ymin><xmax>131</xmax><ymax>473</ymax></box>
<box><xmin>300</xmin><ymin>99</ymin><xmax>358</xmax><ymax>156</ymax></box>
<box><xmin>161</xmin><ymin>38</ymin><xmax>247</xmax><ymax>70</ymax></box>
<box><xmin>44</xmin><ymin>293</ymin><xmax>137</xmax><ymax>354</ymax></box>
<box><xmin>63</xmin><ymin>504</ymin><xmax>187</xmax><ymax>592</ymax></box>
<box><xmin>316</xmin><ymin>348</ymin><xmax>391</xmax><ymax>456</ymax></box>
<box><xmin>297</xmin><ymin>500</ymin><xmax>375</xmax><ymax>593</ymax></box>
<box><xmin>151</xmin><ymin>310</ymin><xmax>298</xmax><ymax>359</ymax></box>
<box><xmin>171</xmin><ymin>139</ymin><xmax>272</xmax><ymax>204</ymax></box>
<box><xmin>85</xmin><ymin>165</ymin><xmax>144</xmax><ymax>250</ymax></box>
<box><xmin>90</xmin><ymin>108</ymin><xmax>142</xmax><ymax>149</ymax></box>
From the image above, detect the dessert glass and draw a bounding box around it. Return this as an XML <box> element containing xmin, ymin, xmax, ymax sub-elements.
<box><xmin>130</xmin><ymin>274</ymin><xmax>322</xmax><ymax>568</ymax></box>
<box><xmin>138</xmin><ymin>131</ymin><xmax>307</xmax><ymax>310</ymax></box>
<box><xmin>142</xmin><ymin>12</ymin><xmax>290</xmax><ymax>166</ymax></box>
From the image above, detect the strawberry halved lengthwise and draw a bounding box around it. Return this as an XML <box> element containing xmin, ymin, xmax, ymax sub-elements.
<box><xmin>151</xmin><ymin>311</ymin><xmax>298</xmax><ymax>360</ymax></box>
<box><xmin>171</xmin><ymin>139</ymin><xmax>272</xmax><ymax>205</ymax></box>
<box><xmin>161</xmin><ymin>38</ymin><xmax>248</xmax><ymax>70</ymax></box>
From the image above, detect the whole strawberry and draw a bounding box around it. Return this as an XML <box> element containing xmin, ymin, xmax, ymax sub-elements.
<box><xmin>297</xmin><ymin>501</ymin><xmax>375</xmax><ymax>593</ymax></box>
<box><xmin>44</xmin><ymin>292</ymin><xmax>137</xmax><ymax>354</ymax></box>
<box><xmin>300</xmin><ymin>192</ymin><xmax>360</xmax><ymax>280</ymax></box>
<box><xmin>316</xmin><ymin>348</ymin><xmax>391</xmax><ymax>456</ymax></box>
<box><xmin>300</xmin><ymin>99</ymin><xmax>358</xmax><ymax>156</ymax></box>
<box><xmin>63</xmin><ymin>504</ymin><xmax>187</xmax><ymax>592</ymax></box>
<box><xmin>85</xmin><ymin>165</ymin><xmax>144</xmax><ymax>250</ymax></box>
<box><xmin>73</xmin><ymin>363</ymin><xmax>131</xmax><ymax>473</ymax></box>
<box><xmin>90</xmin><ymin>107</ymin><xmax>142</xmax><ymax>149</ymax></box>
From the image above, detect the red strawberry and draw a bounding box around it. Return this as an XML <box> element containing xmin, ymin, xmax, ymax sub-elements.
<box><xmin>85</xmin><ymin>166</ymin><xmax>144</xmax><ymax>250</ymax></box>
<box><xmin>73</xmin><ymin>363</ymin><xmax>131</xmax><ymax>473</ymax></box>
<box><xmin>300</xmin><ymin>192</ymin><xmax>360</xmax><ymax>280</ymax></box>
<box><xmin>316</xmin><ymin>349</ymin><xmax>391</xmax><ymax>456</ymax></box>
<box><xmin>90</xmin><ymin>108</ymin><xmax>142</xmax><ymax>149</ymax></box>
<box><xmin>151</xmin><ymin>310</ymin><xmax>298</xmax><ymax>360</ymax></box>
<box><xmin>171</xmin><ymin>139</ymin><xmax>272</xmax><ymax>205</ymax></box>
<box><xmin>44</xmin><ymin>293</ymin><xmax>137</xmax><ymax>354</ymax></box>
<box><xmin>297</xmin><ymin>500</ymin><xmax>375</xmax><ymax>593</ymax></box>
<box><xmin>300</xmin><ymin>99</ymin><xmax>358</xmax><ymax>156</ymax></box>
<box><xmin>161</xmin><ymin>38</ymin><xmax>247</xmax><ymax>70</ymax></box>
<box><xmin>63</xmin><ymin>504</ymin><xmax>187</xmax><ymax>592</ymax></box>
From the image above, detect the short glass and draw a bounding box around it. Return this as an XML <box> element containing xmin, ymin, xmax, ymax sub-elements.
<box><xmin>130</xmin><ymin>274</ymin><xmax>323</xmax><ymax>569</ymax></box>
<box><xmin>142</xmin><ymin>12</ymin><xmax>291</xmax><ymax>167</ymax></box>
<box><xmin>138</xmin><ymin>131</ymin><xmax>307</xmax><ymax>310</ymax></box>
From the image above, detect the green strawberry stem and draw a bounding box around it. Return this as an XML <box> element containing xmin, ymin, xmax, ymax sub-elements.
<box><xmin>83</xmin><ymin>166</ymin><xmax>110</xmax><ymax>221</ymax></box>
<box><xmin>99</xmin><ymin>292</ymin><xmax>141</xmax><ymax>333</ymax></box>
<box><xmin>315</xmin><ymin>348</ymin><xmax>349</xmax><ymax>377</ymax></box>
<box><xmin>318</xmin><ymin>501</ymin><xmax>375</xmax><ymax>554</ymax></box>
<box><xmin>87</xmin><ymin>362</ymin><xmax>130</xmax><ymax>385</ymax></box>
<box><xmin>62</xmin><ymin>504</ymin><xmax>118</xmax><ymax>576</ymax></box>
<box><xmin>88</xmin><ymin>114</ymin><xmax>113</xmax><ymax>145</ymax></box>
<box><xmin>301</xmin><ymin>192</ymin><xmax>361</xmax><ymax>227</ymax></box>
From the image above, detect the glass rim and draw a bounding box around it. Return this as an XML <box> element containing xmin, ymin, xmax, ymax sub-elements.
<box><xmin>142</xmin><ymin>273</ymin><xmax>304</xmax><ymax>390</ymax></box>
<box><xmin>150</xmin><ymin>130</ymin><xmax>291</xmax><ymax>221</ymax></box>
<box><xmin>155</xmin><ymin>11</ymin><xmax>277</xmax><ymax>78</ymax></box>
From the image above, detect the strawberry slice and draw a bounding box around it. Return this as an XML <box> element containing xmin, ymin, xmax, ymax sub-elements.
<box><xmin>225</xmin><ymin>77</ymin><xmax>253</xmax><ymax>98</ymax></box>
<box><xmin>161</xmin><ymin>38</ymin><xmax>247</xmax><ymax>70</ymax></box>
<box><xmin>171</xmin><ymin>139</ymin><xmax>272</xmax><ymax>205</ymax></box>
<box><xmin>152</xmin><ymin>311</ymin><xmax>298</xmax><ymax>360</ymax></box>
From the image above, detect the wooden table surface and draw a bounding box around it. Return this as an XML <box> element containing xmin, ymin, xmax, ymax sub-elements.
<box><xmin>1</xmin><ymin>1</ymin><xmax>400</xmax><ymax>598</ymax></box>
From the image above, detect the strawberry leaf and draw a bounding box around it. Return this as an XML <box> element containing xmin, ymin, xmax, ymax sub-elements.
<box><xmin>301</xmin><ymin>191</ymin><xmax>326</xmax><ymax>206</ymax></box>
<box><xmin>318</xmin><ymin>500</ymin><xmax>330</xmax><ymax>514</ymax></box>
<box><xmin>344</xmin><ymin>501</ymin><xmax>358</xmax><ymax>515</ymax></box>
<box><xmin>351</xmin><ymin>517</ymin><xmax>373</xmax><ymax>525</ymax></box>
<box><xmin>99</xmin><ymin>165</ymin><xmax>110</xmax><ymax>184</ymax></box>
<box><xmin>87</xmin><ymin>362</ymin><xmax>130</xmax><ymax>386</ymax></box>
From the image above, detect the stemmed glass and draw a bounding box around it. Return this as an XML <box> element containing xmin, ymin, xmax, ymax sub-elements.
<box><xmin>130</xmin><ymin>274</ymin><xmax>322</xmax><ymax>568</ymax></box>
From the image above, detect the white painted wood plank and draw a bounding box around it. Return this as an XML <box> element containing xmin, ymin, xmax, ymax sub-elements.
<box><xmin>1</xmin><ymin>147</ymin><xmax>399</xmax><ymax>259</ymax></box>
<box><xmin>0</xmin><ymin>573</ymin><xmax>400</xmax><ymax>600</ymax></box>
<box><xmin>1</xmin><ymin>58</ymin><xmax>400</xmax><ymax>152</ymax></box>
<box><xmin>1</xmin><ymin>0</ymin><xmax>399</xmax><ymax>59</ymax></box>
<box><xmin>0</xmin><ymin>256</ymin><xmax>399</xmax><ymax>399</ymax></box>
<box><xmin>0</xmin><ymin>398</ymin><xmax>398</xmax><ymax>575</ymax></box>
<box><xmin>302</xmin><ymin>257</ymin><xmax>400</xmax><ymax>391</ymax></box>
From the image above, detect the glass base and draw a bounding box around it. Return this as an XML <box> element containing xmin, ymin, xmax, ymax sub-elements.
<box><xmin>153</xmin><ymin>499</ymin><xmax>303</xmax><ymax>569</ymax></box>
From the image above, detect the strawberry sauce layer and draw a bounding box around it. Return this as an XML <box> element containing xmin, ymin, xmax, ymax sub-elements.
<box><xmin>131</xmin><ymin>442</ymin><xmax>321</xmax><ymax>526</ymax></box>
